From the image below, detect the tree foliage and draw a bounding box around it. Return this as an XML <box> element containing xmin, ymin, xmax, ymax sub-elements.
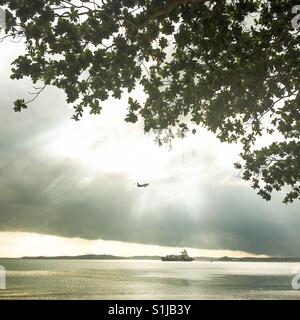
<box><xmin>0</xmin><ymin>0</ymin><xmax>299</xmax><ymax>203</ymax></box>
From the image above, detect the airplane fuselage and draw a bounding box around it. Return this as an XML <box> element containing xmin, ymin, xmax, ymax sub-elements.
<box><xmin>137</xmin><ymin>183</ymin><xmax>149</xmax><ymax>188</ymax></box>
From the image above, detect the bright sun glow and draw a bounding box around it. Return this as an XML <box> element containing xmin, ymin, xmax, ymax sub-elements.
<box><xmin>46</xmin><ymin>102</ymin><xmax>241</xmax><ymax>186</ymax></box>
<box><xmin>50</xmin><ymin>121</ymin><xmax>169</xmax><ymax>181</ymax></box>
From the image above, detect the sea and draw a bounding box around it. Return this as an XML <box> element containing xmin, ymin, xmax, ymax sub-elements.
<box><xmin>0</xmin><ymin>259</ymin><xmax>299</xmax><ymax>299</ymax></box>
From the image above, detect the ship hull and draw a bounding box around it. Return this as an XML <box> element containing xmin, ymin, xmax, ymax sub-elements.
<box><xmin>161</xmin><ymin>249</ymin><xmax>194</xmax><ymax>262</ymax></box>
<box><xmin>161</xmin><ymin>257</ymin><xmax>194</xmax><ymax>262</ymax></box>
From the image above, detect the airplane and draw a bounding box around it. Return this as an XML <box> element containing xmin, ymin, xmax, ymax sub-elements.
<box><xmin>137</xmin><ymin>182</ymin><xmax>149</xmax><ymax>188</ymax></box>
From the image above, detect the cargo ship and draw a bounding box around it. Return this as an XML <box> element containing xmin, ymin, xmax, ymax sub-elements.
<box><xmin>161</xmin><ymin>249</ymin><xmax>194</xmax><ymax>262</ymax></box>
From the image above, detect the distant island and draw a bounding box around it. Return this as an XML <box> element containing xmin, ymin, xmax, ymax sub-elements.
<box><xmin>216</xmin><ymin>256</ymin><xmax>300</xmax><ymax>262</ymax></box>
<box><xmin>1</xmin><ymin>254</ymin><xmax>300</xmax><ymax>262</ymax></box>
<box><xmin>19</xmin><ymin>254</ymin><xmax>162</xmax><ymax>260</ymax></box>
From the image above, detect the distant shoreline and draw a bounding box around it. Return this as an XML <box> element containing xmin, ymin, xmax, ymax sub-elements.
<box><xmin>1</xmin><ymin>254</ymin><xmax>300</xmax><ymax>262</ymax></box>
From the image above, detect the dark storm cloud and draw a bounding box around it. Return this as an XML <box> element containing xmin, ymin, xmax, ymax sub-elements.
<box><xmin>0</xmin><ymin>115</ymin><xmax>299</xmax><ymax>256</ymax></box>
<box><xmin>0</xmin><ymin>43</ymin><xmax>300</xmax><ymax>257</ymax></box>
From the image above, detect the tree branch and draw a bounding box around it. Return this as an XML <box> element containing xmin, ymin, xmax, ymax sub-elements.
<box><xmin>138</xmin><ymin>0</ymin><xmax>205</xmax><ymax>28</ymax></box>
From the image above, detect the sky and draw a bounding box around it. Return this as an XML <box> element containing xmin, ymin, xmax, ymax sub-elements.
<box><xmin>0</xmin><ymin>39</ymin><xmax>299</xmax><ymax>258</ymax></box>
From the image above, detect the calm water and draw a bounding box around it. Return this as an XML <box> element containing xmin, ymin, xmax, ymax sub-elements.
<box><xmin>0</xmin><ymin>259</ymin><xmax>299</xmax><ymax>299</ymax></box>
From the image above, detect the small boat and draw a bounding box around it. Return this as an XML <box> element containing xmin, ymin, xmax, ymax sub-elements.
<box><xmin>161</xmin><ymin>249</ymin><xmax>194</xmax><ymax>262</ymax></box>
